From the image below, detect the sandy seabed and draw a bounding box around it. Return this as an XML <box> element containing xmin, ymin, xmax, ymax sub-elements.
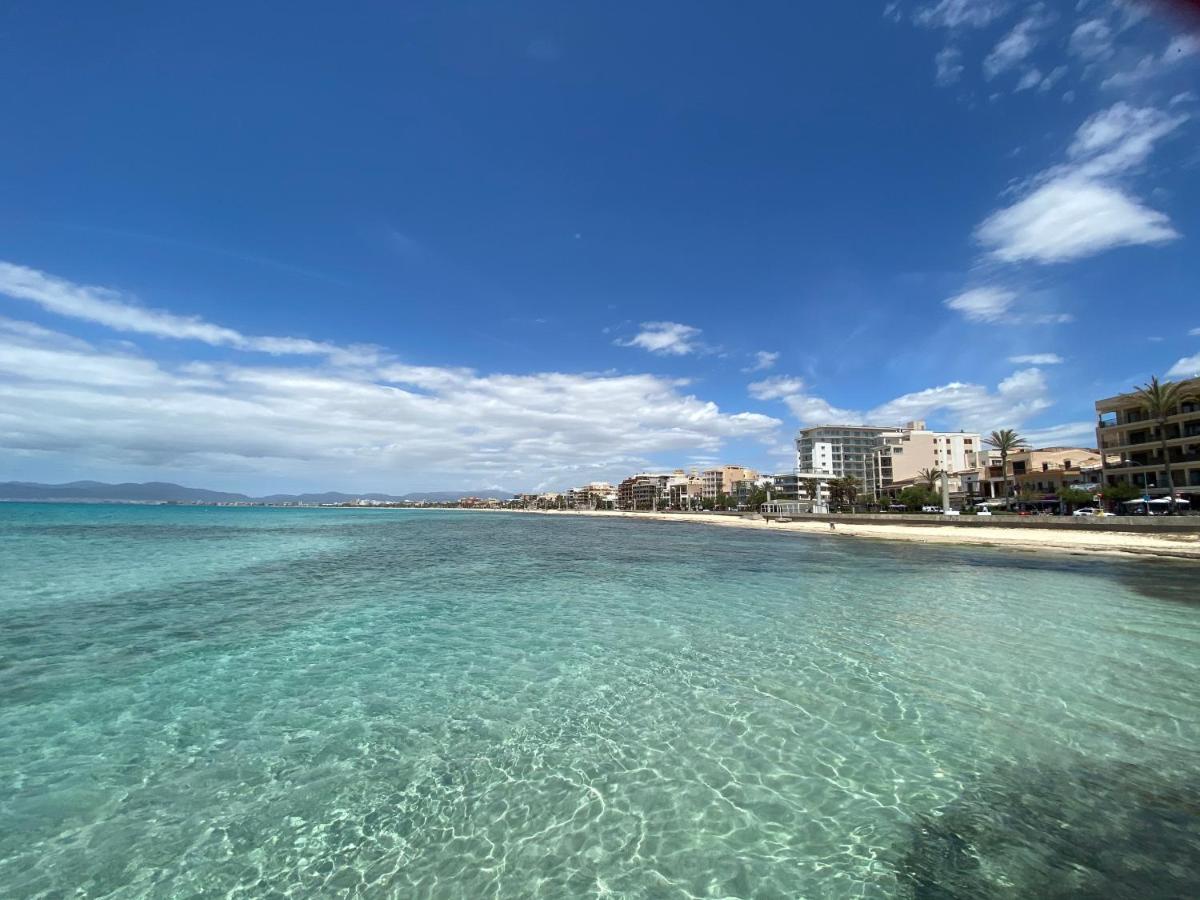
<box><xmin>505</xmin><ymin>508</ymin><xmax>1200</xmax><ymax>561</ymax></box>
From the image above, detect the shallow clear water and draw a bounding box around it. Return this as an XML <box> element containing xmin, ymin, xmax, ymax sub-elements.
<box><xmin>1</xmin><ymin>504</ymin><xmax>1197</xmax><ymax>898</ymax></box>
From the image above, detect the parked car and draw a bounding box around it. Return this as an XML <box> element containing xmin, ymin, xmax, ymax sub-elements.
<box><xmin>1072</xmin><ymin>507</ymin><xmax>1098</xmax><ymax>517</ymax></box>
<box><xmin>921</xmin><ymin>505</ymin><xmax>941</xmax><ymax>513</ymax></box>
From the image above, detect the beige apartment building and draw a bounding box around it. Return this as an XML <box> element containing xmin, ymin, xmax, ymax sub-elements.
<box><xmin>872</xmin><ymin>421</ymin><xmax>979</xmax><ymax>496</ymax></box>
<box><xmin>701</xmin><ymin>465</ymin><xmax>758</xmax><ymax>500</ymax></box>
<box><xmin>567</xmin><ymin>482</ymin><xmax>615</xmax><ymax>509</ymax></box>
<box><xmin>1096</xmin><ymin>376</ymin><xmax>1200</xmax><ymax>500</ymax></box>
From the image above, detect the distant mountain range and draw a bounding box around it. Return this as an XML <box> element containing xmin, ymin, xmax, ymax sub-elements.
<box><xmin>0</xmin><ymin>481</ymin><xmax>513</xmax><ymax>503</ymax></box>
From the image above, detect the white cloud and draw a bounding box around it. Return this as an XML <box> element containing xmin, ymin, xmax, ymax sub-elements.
<box><xmin>1015</xmin><ymin>68</ymin><xmax>1044</xmax><ymax>91</ymax></box>
<box><xmin>1167</xmin><ymin>352</ymin><xmax>1200</xmax><ymax>379</ymax></box>
<box><xmin>0</xmin><ymin>316</ymin><xmax>781</xmax><ymax>489</ymax></box>
<box><xmin>867</xmin><ymin>367</ymin><xmax>1052</xmax><ymax>432</ymax></box>
<box><xmin>915</xmin><ymin>0</ymin><xmax>1010</xmax><ymax>29</ymax></box>
<box><xmin>618</xmin><ymin>321</ymin><xmax>703</xmax><ymax>356</ymax></box>
<box><xmin>761</xmin><ymin>367</ymin><xmax>1053</xmax><ymax>435</ymax></box>
<box><xmin>984</xmin><ymin>13</ymin><xmax>1046</xmax><ymax>80</ymax></box>
<box><xmin>967</xmin><ymin>43</ymin><xmax>1190</xmax><ymax>261</ymax></box>
<box><xmin>944</xmin><ymin>286</ymin><xmax>1016</xmax><ymax>322</ymax></box>
<box><xmin>976</xmin><ymin>102</ymin><xmax>1186</xmax><ymax>264</ymax></box>
<box><xmin>976</xmin><ymin>174</ymin><xmax>1177</xmax><ymax>263</ymax></box>
<box><xmin>1067</xmin><ymin>102</ymin><xmax>1188</xmax><ymax>178</ymax></box>
<box><xmin>1190</xmin><ymin>326</ymin><xmax>1200</xmax><ymax>336</ymax></box>
<box><xmin>1069</xmin><ymin>18</ymin><xmax>1114</xmax><ymax>62</ymax></box>
<box><xmin>742</xmin><ymin>350</ymin><xmax>779</xmax><ymax>373</ymax></box>
<box><xmin>784</xmin><ymin>393</ymin><xmax>863</xmax><ymax>427</ymax></box>
<box><xmin>0</xmin><ymin>266</ymin><xmax>784</xmax><ymax>488</ymax></box>
<box><xmin>0</xmin><ymin>261</ymin><xmax>378</xmax><ymax>365</ymax></box>
<box><xmin>748</xmin><ymin>375</ymin><xmax>805</xmax><ymax>401</ymax></box>
<box><xmin>1038</xmin><ymin>65</ymin><xmax>1068</xmax><ymax>91</ymax></box>
<box><xmin>1102</xmin><ymin>32</ymin><xmax>1200</xmax><ymax>89</ymax></box>
<box><xmin>1009</xmin><ymin>353</ymin><xmax>1064</xmax><ymax>364</ymax></box>
<box><xmin>935</xmin><ymin>46</ymin><xmax>965</xmax><ymax>85</ymax></box>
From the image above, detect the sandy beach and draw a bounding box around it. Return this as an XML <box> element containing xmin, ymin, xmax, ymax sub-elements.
<box><xmin>516</xmin><ymin>508</ymin><xmax>1200</xmax><ymax>561</ymax></box>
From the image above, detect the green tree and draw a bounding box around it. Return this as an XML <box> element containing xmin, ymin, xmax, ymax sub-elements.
<box><xmin>1133</xmin><ymin>375</ymin><xmax>1198</xmax><ymax>513</ymax></box>
<box><xmin>827</xmin><ymin>478</ymin><xmax>854</xmax><ymax>510</ymax></box>
<box><xmin>897</xmin><ymin>485</ymin><xmax>938</xmax><ymax>511</ymax></box>
<box><xmin>1099</xmin><ymin>482</ymin><xmax>1139</xmax><ymax>510</ymax></box>
<box><xmin>985</xmin><ymin>429</ymin><xmax>1029</xmax><ymax>507</ymax></box>
<box><xmin>747</xmin><ymin>487</ymin><xmax>769</xmax><ymax>511</ymax></box>
<box><xmin>1057</xmin><ymin>486</ymin><xmax>1093</xmax><ymax>511</ymax></box>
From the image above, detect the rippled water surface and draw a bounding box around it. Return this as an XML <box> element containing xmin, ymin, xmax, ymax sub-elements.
<box><xmin>1</xmin><ymin>504</ymin><xmax>1198</xmax><ymax>898</ymax></box>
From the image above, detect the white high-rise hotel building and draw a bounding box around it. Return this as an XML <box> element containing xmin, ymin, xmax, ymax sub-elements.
<box><xmin>795</xmin><ymin>425</ymin><xmax>891</xmax><ymax>488</ymax></box>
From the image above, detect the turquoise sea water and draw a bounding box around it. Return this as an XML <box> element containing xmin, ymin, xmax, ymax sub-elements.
<box><xmin>1</xmin><ymin>504</ymin><xmax>1198</xmax><ymax>898</ymax></box>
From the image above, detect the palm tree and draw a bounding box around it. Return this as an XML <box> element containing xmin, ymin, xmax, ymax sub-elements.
<box><xmin>985</xmin><ymin>429</ymin><xmax>1029</xmax><ymax>507</ymax></box>
<box><xmin>918</xmin><ymin>467</ymin><xmax>943</xmax><ymax>490</ymax></box>
<box><xmin>1133</xmin><ymin>376</ymin><xmax>1197</xmax><ymax>513</ymax></box>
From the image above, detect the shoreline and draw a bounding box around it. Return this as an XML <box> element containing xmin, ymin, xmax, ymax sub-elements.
<box><xmin>503</xmin><ymin>508</ymin><xmax>1200</xmax><ymax>561</ymax></box>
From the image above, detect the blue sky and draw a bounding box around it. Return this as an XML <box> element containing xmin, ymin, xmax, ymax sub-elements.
<box><xmin>1</xmin><ymin>0</ymin><xmax>1198</xmax><ymax>493</ymax></box>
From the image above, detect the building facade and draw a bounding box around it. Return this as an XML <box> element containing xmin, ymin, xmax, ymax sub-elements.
<box><xmin>700</xmin><ymin>465</ymin><xmax>759</xmax><ymax>500</ymax></box>
<box><xmin>872</xmin><ymin>421</ymin><xmax>979</xmax><ymax>497</ymax></box>
<box><xmin>667</xmin><ymin>473</ymin><xmax>704</xmax><ymax>510</ymax></box>
<box><xmin>1096</xmin><ymin>376</ymin><xmax>1200</xmax><ymax>501</ymax></box>
<box><xmin>795</xmin><ymin>425</ymin><xmax>892</xmax><ymax>494</ymax></box>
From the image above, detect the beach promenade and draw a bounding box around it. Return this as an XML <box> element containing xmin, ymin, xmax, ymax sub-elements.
<box><xmin>518</xmin><ymin>508</ymin><xmax>1200</xmax><ymax>561</ymax></box>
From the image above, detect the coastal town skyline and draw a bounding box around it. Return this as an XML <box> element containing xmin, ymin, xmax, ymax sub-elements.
<box><xmin>3</xmin><ymin>3</ymin><xmax>1200</xmax><ymax>493</ymax></box>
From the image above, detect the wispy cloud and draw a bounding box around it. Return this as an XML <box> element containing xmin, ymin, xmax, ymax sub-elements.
<box><xmin>617</xmin><ymin>321</ymin><xmax>704</xmax><ymax>356</ymax></box>
<box><xmin>742</xmin><ymin>350</ymin><xmax>779</xmax><ymax>373</ymax></box>
<box><xmin>935</xmin><ymin>46</ymin><xmax>965</xmax><ymax>85</ymax></box>
<box><xmin>915</xmin><ymin>0</ymin><xmax>1010</xmax><ymax>30</ymax></box>
<box><xmin>748</xmin><ymin>375</ymin><xmax>804</xmax><ymax>400</ymax></box>
<box><xmin>975</xmin><ymin>102</ymin><xmax>1188</xmax><ymax>264</ymax></box>
<box><xmin>1102</xmin><ymin>32</ymin><xmax>1200</xmax><ymax>89</ymax></box>
<box><xmin>1009</xmin><ymin>353</ymin><xmax>1063</xmax><ymax>364</ymax></box>
<box><xmin>0</xmin><ymin>261</ymin><xmax>380</xmax><ymax>365</ymax></box>
<box><xmin>944</xmin><ymin>286</ymin><xmax>1015</xmax><ymax>322</ymax></box>
<box><xmin>983</xmin><ymin>11</ymin><xmax>1048</xmax><ymax>80</ymax></box>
